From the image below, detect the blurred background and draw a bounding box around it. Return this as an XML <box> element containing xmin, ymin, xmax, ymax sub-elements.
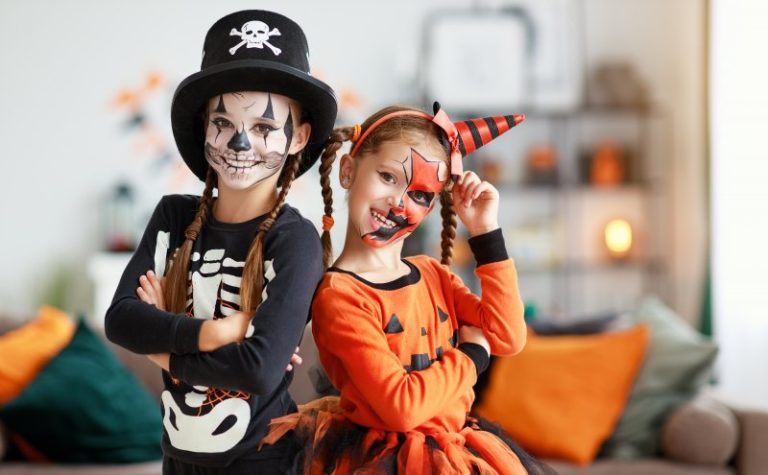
<box><xmin>0</xmin><ymin>0</ymin><xmax>765</xmax><ymax>411</ymax></box>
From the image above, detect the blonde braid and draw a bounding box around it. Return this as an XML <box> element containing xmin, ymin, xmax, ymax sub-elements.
<box><xmin>319</xmin><ymin>127</ymin><xmax>354</xmax><ymax>268</ymax></box>
<box><xmin>164</xmin><ymin>167</ymin><xmax>217</xmax><ymax>313</ymax></box>
<box><xmin>239</xmin><ymin>154</ymin><xmax>302</xmax><ymax>313</ymax></box>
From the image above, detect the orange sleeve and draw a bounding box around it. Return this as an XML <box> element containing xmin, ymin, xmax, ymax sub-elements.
<box><xmin>447</xmin><ymin>259</ymin><xmax>527</xmax><ymax>356</ymax></box>
<box><xmin>312</xmin><ymin>283</ymin><xmax>478</xmax><ymax>433</ymax></box>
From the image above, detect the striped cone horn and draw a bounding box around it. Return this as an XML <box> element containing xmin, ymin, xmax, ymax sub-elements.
<box><xmin>454</xmin><ymin>114</ymin><xmax>525</xmax><ymax>157</ymax></box>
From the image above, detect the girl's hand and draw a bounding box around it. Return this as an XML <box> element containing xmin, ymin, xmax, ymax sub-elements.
<box><xmin>452</xmin><ymin>171</ymin><xmax>500</xmax><ymax>237</ymax></box>
<box><xmin>459</xmin><ymin>325</ymin><xmax>491</xmax><ymax>357</ymax></box>
<box><xmin>137</xmin><ymin>270</ymin><xmax>166</xmax><ymax>311</ymax></box>
<box><xmin>199</xmin><ymin>311</ymin><xmax>252</xmax><ymax>352</ymax></box>
<box><xmin>146</xmin><ymin>353</ymin><xmax>170</xmax><ymax>371</ymax></box>
<box><xmin>286</xmin><ymin>346</ymin><xmax>302</xmax><ymax>372</ymax></box>
<box><xmin>199</xmin><ymin>316</ymin><xmax>301</xmax><ymax>372</ymax></box>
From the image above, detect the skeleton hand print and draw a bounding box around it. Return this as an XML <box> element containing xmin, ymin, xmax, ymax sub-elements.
<box><xmin>229</xmin><ymin>20</ymin><xmax>281</xmax><ymax>56</ymax></box>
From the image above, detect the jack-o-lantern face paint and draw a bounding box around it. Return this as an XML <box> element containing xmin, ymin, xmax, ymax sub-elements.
<box><xmin>354</xmin><ymin>142</ymin><xmax>449</xmax><ymax>247</ymax></box>
<box><xmin>204</xmin><ymin>91</ymin><xmax>296</xmax><ymax>190</ymax></box>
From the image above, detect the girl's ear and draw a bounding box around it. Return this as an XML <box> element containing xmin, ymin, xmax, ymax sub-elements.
<box><xmin>339</xmin><ymin>153</ymin><xmax>355</xmax><ymax>189</ymax></box>
<box><xmin>288</xmin><ymin>122</ymin><xmax>311</xmax><ymax>154</ymax></box>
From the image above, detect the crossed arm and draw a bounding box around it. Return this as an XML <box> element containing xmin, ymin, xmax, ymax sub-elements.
<box><xmin>134</xmin><ymin>270</ymin><xmax>302</xmax><ymax>373</ymax></box>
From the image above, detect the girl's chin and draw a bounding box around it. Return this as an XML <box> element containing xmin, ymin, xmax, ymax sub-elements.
<box><xmin>219</xmin><ymin>176</ymin><xmax>258</xmax><ymax>188</ymax></box>
<box><xmin>361</xmin><ymin>232</ymin><xmax>410</xmax><ymax>248</ymax></box>
<box><xmin>362</xmin><ymin>236</ymin><xmax>392</xmax><ymax>248</ymax></box>
<box><xmin>215</xmin><ymin>169</ymin><xmax>277</xmax><ymax>189</ymax></box>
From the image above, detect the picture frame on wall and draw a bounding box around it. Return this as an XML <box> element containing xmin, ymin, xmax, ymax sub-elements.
<box><xmin>420</xmin><ymin>0</ymin><xmax>583</xmax><ymax>113</ymax></box>
<box><xmin>422</xmin><ymin>9</ymin><xmax>532</xmax><ymax>111</ymax></box>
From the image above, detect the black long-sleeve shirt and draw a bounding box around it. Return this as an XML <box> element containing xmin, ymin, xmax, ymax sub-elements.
<box><xmin>104</xmin><ymin>194</ymin><xmax>323</xmax><ymax>467</ymax></box>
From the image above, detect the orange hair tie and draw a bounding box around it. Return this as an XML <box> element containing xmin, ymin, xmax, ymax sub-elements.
<box><xmin>350</xmin><ymin>124</ymin><xmax>362</xmax><ymax>143</ymax></box>
<box><xmin>322</xmin><ymin>214</ymin><xmax>335</xmax><ymax>231</ymax></box>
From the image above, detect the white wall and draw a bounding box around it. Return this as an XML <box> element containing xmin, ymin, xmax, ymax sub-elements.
<box><xmin>711</xmin><ymin>0</ymin><xmax>768</xmax><ymax>409</ymax></box>
<box><xmin>0</xmin><ymin>0</ymin><xmax>706</xmax><ymax>324</ymax></box>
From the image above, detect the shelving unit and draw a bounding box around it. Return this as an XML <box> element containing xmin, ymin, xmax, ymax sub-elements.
<box><xmin>413</xmin><ymin>107</ymin><xmax>673</xmax><ymax>319</ymax></box>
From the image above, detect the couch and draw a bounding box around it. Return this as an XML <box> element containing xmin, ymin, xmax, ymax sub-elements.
<box><xmin>2</xmin><ymin>322</ymin><xmax>768</xmax><ymax>475</ymax></box>
<box><xmin>292</xmin><ymin>324</ymin><xmax>768</xmax><ymax>475</ymax></box>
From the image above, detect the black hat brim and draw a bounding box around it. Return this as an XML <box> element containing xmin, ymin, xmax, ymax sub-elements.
<box><xmin>171</xmin><ymin>59</ymin><xmax>337</xmax><ymax>181</ymax></box>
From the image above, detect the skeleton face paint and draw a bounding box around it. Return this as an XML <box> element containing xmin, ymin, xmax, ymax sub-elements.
<box><xmin>204</xmin><ymin>91</ymin><xmax>296</xmax><ymax>191</ymax></box>
<box><xmin>350</xmin><ymin>142</ymin><xmax>449</xmax><ymax>247</ymax></box>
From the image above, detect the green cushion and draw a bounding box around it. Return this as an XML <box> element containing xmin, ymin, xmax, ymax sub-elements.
<box><xmin>0</xmin><ymin>320</ymin><xmax>162</xmax><ymax>463</ymax></box>
<box><xmin>601</xmin><ymin>297</ymin><xmax>718</xmax><ymax>458</ymax></box>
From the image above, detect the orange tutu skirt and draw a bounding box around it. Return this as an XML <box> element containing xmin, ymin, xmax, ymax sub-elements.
<box><xmin>260</xmin><ymin>396</ymin><xmax>544</xmax><ymax>475</ymax></box>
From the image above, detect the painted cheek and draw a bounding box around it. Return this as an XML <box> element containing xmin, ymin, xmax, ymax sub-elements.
<box><xmin>205</xmin><ymin>126</ymin><xmax>228</xmax><ymax>145</ymax></box>
<box><xmin>404</xmin><ymin>201</ymin><xmax>431</xmax><ymax>226</ymax></box>
<box><xmin>254</xmin><ymin>130</ymin><xmax>288</xmax><ymax>155</ymax></box>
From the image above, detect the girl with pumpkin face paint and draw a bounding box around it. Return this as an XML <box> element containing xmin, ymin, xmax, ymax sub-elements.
<box><xmin>260</xmin><ymin>104</ymin><xmax>554</xmax><ymax>474</ymax></box>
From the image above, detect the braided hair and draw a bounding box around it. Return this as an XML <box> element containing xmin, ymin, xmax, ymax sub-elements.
<box><xmin>318</xmin><ymin>127</ymin><xmax>355</xmax><ymax>268</ymax></box>
<box><xmin>162</xmin><ymin>152</ymin><xmax>303</xmax><ymax>314</ymax></box>
<box><xmin>239</xmin><ymin>153</ymin><xmax>301</xmax><ymax>313</ymax></box>
<box><xmin>163</xmin><ymin>167</ymin><xmax>217</xmax><ymax>313</ymax></box>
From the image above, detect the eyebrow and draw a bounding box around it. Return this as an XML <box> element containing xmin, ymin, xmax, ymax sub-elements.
<box><xmin>208</xmin><ymin>110</ymin><xmax>281</xmax><ymax>125</ymax></box>
<box><xmin>380</xmin><ymin>161</ymin><xmax>406</xmax><ymax>176</ymax></box>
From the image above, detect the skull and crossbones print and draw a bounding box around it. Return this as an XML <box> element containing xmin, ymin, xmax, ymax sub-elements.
<box><xmin>229</xmin><ymin>20</ymin><xmax>281</xmax><ymax>56</ymax></box>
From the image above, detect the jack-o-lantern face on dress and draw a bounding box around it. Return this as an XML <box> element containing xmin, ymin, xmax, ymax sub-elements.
<box><xmin>383</xmin><ymin>306</ymin><xmax>458</xmax><ymax>372</ymax></box>
<box><xmin>348</xmin><ymin>142</ymin><xmax>449</xmax><ymax>247</ymax></box>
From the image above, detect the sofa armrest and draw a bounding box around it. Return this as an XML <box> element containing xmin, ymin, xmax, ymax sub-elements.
<box><xmin>732</xmin><ymin>407</ymin><xmax>768</xmax><ymax>475</ymax></box>
<box><xmin>661</xmin><ymin>395</ymin><xmax>739</xmax><ymax>466</ymax></box>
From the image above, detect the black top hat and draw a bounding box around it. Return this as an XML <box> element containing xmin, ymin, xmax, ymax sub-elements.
<box><xmin>171</xmin><ymin>10</ymin><xmax>338</xmax><ymax>181</ymax></box>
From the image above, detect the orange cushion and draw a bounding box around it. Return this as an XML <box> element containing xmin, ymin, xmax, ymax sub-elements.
<box><xmin>475</xmin><ymin>324</ymin><xmax>649</xmax><ymax>466</ymax></box>
<box><xmin>0</xmin><ymin>306</ymin><xmax>75</xmax><ymax>405</ymax></box>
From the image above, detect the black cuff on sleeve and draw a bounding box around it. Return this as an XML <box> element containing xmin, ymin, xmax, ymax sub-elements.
<box><xmin>459</xmin><ymin>343</ymin><xmax>490</xmax><ymax>374</ymax></box>
<box><xmin>468</xmin><ymin>228</ymin><xmax>508</xmax><ymax>266</ymax></box>
<box><xmin>172</xmin><ymin>316</ymin><xmax>204</xmax><ymax>355</ymax></box>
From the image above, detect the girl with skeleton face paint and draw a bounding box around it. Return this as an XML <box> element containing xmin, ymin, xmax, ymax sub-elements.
<box><xmin>204</xmin><ymin>92</ymin><xmax>302</xmax><ymax>191</ymax></box>
<box><xmin>104</xmin><ymin>9</ymin><xmax>338</xmax><ymax>474</ymax></box>
<box><xmin>259</xmin><ymin>106</ymin><xmax>554</xmax><ymax>475</ymax></box>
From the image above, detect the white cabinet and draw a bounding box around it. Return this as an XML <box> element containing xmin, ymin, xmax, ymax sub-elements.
<box><xmin>87</xmin><ymin>252</ymin><xmax>132</xmax><ymax>328</ymax></box>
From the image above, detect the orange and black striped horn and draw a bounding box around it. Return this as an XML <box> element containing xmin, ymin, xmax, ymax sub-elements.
<box><xmin>430</xmin><ymin>102</ymin><xmax>525</xmax><ymax>177</ymax></box>
<box><xmin>454</xmin><ymin>114</ymin><xmax>525</xmax><ymax>157</ymax></box>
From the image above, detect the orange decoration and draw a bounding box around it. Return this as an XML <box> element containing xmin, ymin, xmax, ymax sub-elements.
<box><xmin>476</xmin><ymin>325</ymin><xmax>649</xmax><ymax>466</ymax></box>
<box><xmin>590</xmin><ymin>140</ymin><xmax>625</xmax><ymax>186</ymax></box>
<box><xmin>0</xmin><ymin>306</ymin><xmax>75</xmax><ymax>405</ymax></box>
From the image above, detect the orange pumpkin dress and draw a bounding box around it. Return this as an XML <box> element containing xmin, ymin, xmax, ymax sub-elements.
<box><xmin>263</xmin><ymin>230</ymin><xmax>541</xmax><ymax>474</ymax></box>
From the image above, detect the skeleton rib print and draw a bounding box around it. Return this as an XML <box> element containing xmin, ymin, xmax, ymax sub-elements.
<box><xmin>157</xmin><ymin>234</ymin><xmax>278</xmax><ymax>452</ymax></box>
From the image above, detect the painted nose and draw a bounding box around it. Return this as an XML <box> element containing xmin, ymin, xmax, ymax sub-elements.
<box><xmin>227</xmin><ymin>127</ymin><xmax>251</xmax><ymax>152</ymax></box>
<box><xmin>389</xmin><ymin>196</ymin><xmax>406</xmax><ymax>216</ymax></box>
